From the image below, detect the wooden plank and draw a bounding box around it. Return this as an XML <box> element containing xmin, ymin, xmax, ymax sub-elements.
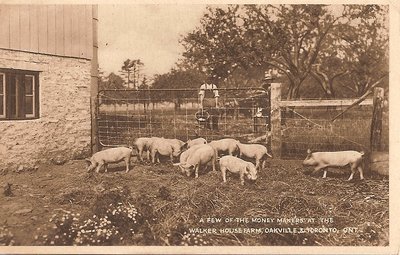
<box><xmin>9</xmin><ymin>5</ymin><xmax>20</xmax><ymax>50</ymax></box>
<box><xmin>71</xmin><ymin>5</ymin><xmax>80</xmax><ymax>57</ymax></box>
<box><xmin>85</xmin><ymin>5</ymin><xmax>93</xmax><ymax>59</ymax></box>
<box><xmin>47</xmin><ymin>5</ymin><xmax>56</xmax><ymax>54</ymax></box>
<box><xmin>63</xmin><ymin>5</ymin><xmax>72</xmax><ymax>56</ymax></box>
<box><xmin>55</xmin><ymin>5</ymin><xmax>64</xmax><ymax>55</ymax></box>
<box><xmin>38</xmin><ymin>5</ymin><xmax>48</xmax><ymax>53</ymax></box>
<box><xmin>19</xmin><ymin>5</ymin><xmax>30</xmax><ymax>51</ymax></box>
<box><xmin>279</xmin><ymin>98</ymin><xmax>373</xmax><ymax>108</ymax></box>
<box><xmin>78</xmin><ymin>6</ymin><xmax>87</xmax><ymax>58</ymax></box>
<box><xmin>270</xmin><ymin>83</ymin><xmax>282</xmax><ymax>158</ymax></box>
<box><xmin>29</xmin><ymin>5</ymin><xmax>39</xmax><ymax>52</ymax></box>
<box><xmin>0</xmin><ymin>6</ymin><xmax>10</xmax><ymax>48</ymax></box>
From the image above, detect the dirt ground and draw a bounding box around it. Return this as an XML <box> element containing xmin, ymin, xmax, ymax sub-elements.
<box><xmin>0</xmin><ymin>157</ymin><xmax>389</xmax><ymax>246</ymax></box>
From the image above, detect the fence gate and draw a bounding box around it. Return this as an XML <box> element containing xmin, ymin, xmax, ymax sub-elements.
<box><xmin>269</xmin><ymin>83</ymin><xmax>387</xmax><ymax>159</ymax></box>
<box><xmin>96</xmin><ymin>88</ymin><xmax>270</xmax><ymax>148</ymax></box>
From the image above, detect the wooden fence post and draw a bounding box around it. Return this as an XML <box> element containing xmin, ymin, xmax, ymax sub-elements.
<box><xmin>91</xmin><ymin>5</ymin><xmax>99</xmax><ymax>154</ymax></box>
<box><xmin>370</xmin><ymin>87</ymin><xmax>384</xmax><ymax>151</ymax></box>
<box><xmin>270</xmin><ymin>83</ymin><xmax>282</xmax><ymax>158</ymax></box>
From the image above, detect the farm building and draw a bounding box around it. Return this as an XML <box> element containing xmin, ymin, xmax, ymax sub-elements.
<box><xmin>0</xmin><ymin>5</ymin><xmax>98</xmax><ymax>170</ymax></box>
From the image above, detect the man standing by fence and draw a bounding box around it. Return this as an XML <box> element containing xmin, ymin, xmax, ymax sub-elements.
<box><xmin>199</xmin><ymin>77</ymin><xmax>220</xmax><ymax>131</ymax></box>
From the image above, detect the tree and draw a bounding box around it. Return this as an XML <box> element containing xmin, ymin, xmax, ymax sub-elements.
<box><xmin>138</xmin><ymin>76</ymin><xmax>149</xmax><ymax>90</ymax></box>
<box><xmin>99</xmin><ymin>72</ymin><xmax>125</xmax><ymax>90</ymax></box>
<box><xmin>180</xmin><ymin>6</ymin><xmax>245</xmax><ymax>83</ymax></box>
<box><xmin>312</xmin><ymin>5</ymin><xmax>388</xmax><ymax>98</ymax></box>
<box><xmin>151</xmin><ymin>68</ymin><xmax>205</xmax><ymax>108</ymax></box>
<box><xmin>181</xmin><ymin>5</ymin><xmax>388</xmax><ymax>99</ymax></box>
<box><xmin>121</xmin><ymin>59</ymin><xmax>144</xmax><ymax>89</ymax></box>
<box><xmin>339</xmin><ymin>5</ymin><xmax>389</xmax><ymax>96</ymax></box>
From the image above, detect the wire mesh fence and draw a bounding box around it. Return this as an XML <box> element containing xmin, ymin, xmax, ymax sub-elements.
<box><xmin>279</xmin><ymin>104</ymin><xmax>388</xmax><ymax>159</ymax></box>
<box><xmin>96</xmin><ymin>87</ymin><xmax>388</xmax><ymax>159</ymax></box>
<box><xmin>96</xmin><ymin>88</ymin><xmax>270</xmax><ymax>148</ymax></box>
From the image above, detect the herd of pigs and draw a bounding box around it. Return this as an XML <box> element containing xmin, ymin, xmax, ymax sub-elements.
<box><xmin>85</xmin><ymin>137</ymin><xmax>366</xmax><ymax>185</ymax></box>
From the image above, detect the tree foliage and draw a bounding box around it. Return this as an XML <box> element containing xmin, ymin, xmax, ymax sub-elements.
<box><xmin>181</xmin><ymin>4</ymin><xmax>388</xmax><ymax>99</ymax></box>
<box><xmin>99</xmin><ymin>72</ymin><xmax>125</xmax><ymax>91</ymax></box>
<box><xmin>151</xmin><ymin>68</ymin><xmax>206</xmax><ymax>104</ymax></box>
<box><xmin>121</xmin><ymin>59</ymin><xmax>144</xmax><ymax>89</ymax></box>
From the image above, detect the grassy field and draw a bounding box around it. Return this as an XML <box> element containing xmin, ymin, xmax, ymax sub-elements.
<box><xmin>0</xmin><ymin>157</ymin><xmax>389</xmax><ymax>246</ymax></box>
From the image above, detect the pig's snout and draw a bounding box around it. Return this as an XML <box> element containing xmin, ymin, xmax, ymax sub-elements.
<box><xmin>248</xmin><ymin>178</ymin><xmax>257</xmax><ymax>184</ymax></box>
<box><xmin>302</xmin><ymin>158</ymin><xmax>317</xmax><ymax>166</ymax></box>
<box><xmin>247</xmin><ymin>173</ymin><xmax>257</xmax><ymax>181</ymax></box>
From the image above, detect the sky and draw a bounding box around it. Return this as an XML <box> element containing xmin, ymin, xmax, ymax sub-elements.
<box><xmin>98</xmin><ymin>5</ymin><xmax>207</xmax><ymax>78</ymax></box>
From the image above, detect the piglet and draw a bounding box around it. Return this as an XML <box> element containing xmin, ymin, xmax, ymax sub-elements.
<box><xmin>302</xmin><ymin>149</ymin><xmax>365</xmax><ymax>181</ymax></box>
<box><xmin>150</xmin><ymin>138</ymin><xmax>183</xmax><ymax>164</ymax></box>
<box><xmin>85</xmin><ymin>147</ymin><xmax>133</xmax><ymax>173</ymax></box>
<box><xmin>133</xmin><ymin>137</ymin><xmax>151</xmax><ymax>162</ymax></box>
<box><xmin>209</xmin><ymin>138</ymin><xmax>240</xmax><ymax>156</ymax></box>
<box><xmin>237</xmin><ymin>143</ymin><xmax>272</xmax><ymax>170</ymax></box>
<box><xmin>178</xmin><ymin>144</ymin><xmax>217</xmax><ymax>178</ymax></box>
<box><xmin>186</xmin><ymin>138</ymin><xmax>207</xmax><ymax>148</ymax></box>
<box><xmin>173</xmin><ymin>144</ymin><xmax>205</xmax><ymax>174</ymax></box>
<box><xmin>219</xmin><ymin>155</ymin><xmax>258</xmax><ymax>185</ymax></box>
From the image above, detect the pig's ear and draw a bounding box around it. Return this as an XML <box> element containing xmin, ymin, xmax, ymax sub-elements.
<box><xmin>307</xmin><ymin>149</ymin><xmax>312</xmax><ymax>154</ymax></box>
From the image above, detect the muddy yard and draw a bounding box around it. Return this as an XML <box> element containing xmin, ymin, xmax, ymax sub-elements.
<box><xmin>0</xmin><ymin>158</ymin><xmax>389</xmax><ymax>246</ymax></box>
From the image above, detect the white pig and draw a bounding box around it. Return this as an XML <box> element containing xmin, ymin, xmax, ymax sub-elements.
<box><xmin>173</xmin><ymin>144</ymin><xmax>205</xmax><ymax>174</ymax></box>
<box><xmin>186</xmin><ymin>138</ymin><xmax>207</xmax><ymax>148</ymax></box>
<box><xmin>237</xmin><ymin>143</ymin><xmax>272</xmax><ymax>170</ymax></box>
<box><xmin>178</xmin><ymin>144</ymin><xmax>217</xmax><ymax>178</ymax></box>
<box><xmin>85</xmin><ymin>147</ymin><xmax>133</xmax><ymax>173</ymax></box>
<box><xmin>133</xmin><ymin>137</ymin><xmax>154</xmax><ymax>162</ymax></box>
<box><xmin>164</xmin><ymin>138</ymin><xmax>186</xmax><ymax>155</ymax></box>
<box><xmin>219</xmin><ymin>155</ymin><xmax>258</xmax><ymax>185</ymax></box>
<box><xmin>209</xmin><ymin>138</ymin><xmax>240</xmax><ymax>156</ymax></box>
<box><xmin>150</xmin><ymin>138</ymin><xmax>182</xmax><ymax>163</ymax></box>
<box><xmin>302</xmin><ymin>149</ymin><xmax>365</xmax><ymax>181</ymax></box>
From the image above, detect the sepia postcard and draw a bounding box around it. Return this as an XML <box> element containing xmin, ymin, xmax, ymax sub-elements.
<box><xmin>0</xmin><ymin>0</ymin><xmax>398</xmax><ymax>254</ymax></box>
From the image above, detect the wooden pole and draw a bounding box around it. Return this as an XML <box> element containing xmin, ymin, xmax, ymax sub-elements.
<box><xmin>270</xmin><ymin>83</ymin><xmax>282</xmax><ymax>158</ymax></box>
<box><xmin>90</xmin><ymin>5</ymin><xmax>99</xmax><ymax>153</ymax></box>
<box><xmin>370</xmin><ymin>87</ymin><xmax>384</xmax><ymax>151</ymax></box>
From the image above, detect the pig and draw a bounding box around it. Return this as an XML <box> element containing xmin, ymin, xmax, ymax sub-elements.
<box><xmin>209</xmin><ymin>138</ymin><xmax>240</xmax><ymax>156</ymax></box>
<box><xmin>133</xmin><ymin>137</ymin><xmax>156</xmax><ymax>162</ymax></box>
<box><xmin>173</xmin><ymin>144</ymin><xmax>205</xmax><ymax>174</ymax></box>
<box><xmin>178</xmin><ymin>144</ymin><xmax>217</xmax><ymax>178</ymax></box>
<box><xmin>219</xmin><ymin>155</ymin><xmax>258</xmax><ymax>185</ymax></box>
<box><xmin>186</xmin><ymin>138</ymin><xmax>207</xmax><ymax>148</ymax></box>
<box><xmin>164</xmin><ymin>138</ymin><xmax>186</xmax><ymax>154</ymax></box>
<box><xmin>85</xmin><ymin>147</ymin><xmax>133</xmax><ymax>173</ymax></box>
<box><xmin>237</xmin><ymin>143</ymin><xmax>272</xmax><ymax>170</ymax></box>
<box><xmin>150</xmin><ymin>138</ymin><xmax>183</xmax><ymax>164</ymax></box>
<box><xmin>302</xmin><ymin>149</ymin><xmax>365</xmax><ymax>181</ymax></box>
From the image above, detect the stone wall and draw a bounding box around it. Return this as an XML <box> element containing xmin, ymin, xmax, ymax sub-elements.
<box><xmin>0</xmin><ymin>49</ymin><xmax>92</xmax><ymax>170</ymax></box>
